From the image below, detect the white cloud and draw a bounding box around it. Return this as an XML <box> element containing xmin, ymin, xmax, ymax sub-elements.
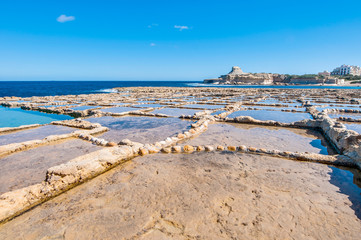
<box><xmin>57</xmin><ymin>14</ymin><xmax>75</xmax><ymax>23</ymax></box>
<box><xmin>150</xmin><ymin>43</ymin><xmax>156</xmax><ymax>47</ymax></box>
<box><xmin>174</xmin><ymin>25</ymin><xmax>189</xmax><ymax>31</ymax></box>
<box><xmin>148</xmin><ymin>23</ymin><xmax>159</xmax><ymax>28</ymax></box>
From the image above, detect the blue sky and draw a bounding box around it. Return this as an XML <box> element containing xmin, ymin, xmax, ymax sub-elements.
<box><xmin>1</xmin><ymin>0</ymin><xmax>361</xmax><ymax>81</ymax></box>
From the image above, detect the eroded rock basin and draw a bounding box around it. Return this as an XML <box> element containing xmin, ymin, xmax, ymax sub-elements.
<box><xmin>87</xmin><ymin>116</ymin><xmax>193</xmax><ymax>144</ymax></box>
<box><xmin>0</xmin><ymin>139</ymin><xmax>102</xmax><ymax>195</ymax></box>
<box><xmin>344</xmin><ymin>123</ymin><xmax>361</xmax><ymax>134</ymax></box>
<box><xmin>0</xmin><ymin>125</ymin><xmax>75</xmax><ymax>146</ymax></box>
<box><xmin>0</xmin><ymin>152</ymin><xmax>359</xmax><ymax>239</ymax></box>
<box><xmin>228</xmin><ymin>110</ymin><xmax>312</xmax><ymax>123</ymax></box>
<box><xmin>99</xmin><ymin>106</ymin><xmax>140</xmax><ymax>114</ymax></box>
<box><xmin>151</xmin><ymin>108</ymin><xmax>200</xmax><ymax>117</ymax></box>
<box><xmin>182</xmin><ymin>123</ymin><xmax>335</xmax><ymax>154</ymax></box>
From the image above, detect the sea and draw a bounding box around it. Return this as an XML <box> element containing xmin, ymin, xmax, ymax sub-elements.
<box><xmin>0</xmin><ymin>81</ymin><xmax>360</xmax><ymax>98</ymax></box>
<box><xmin>0</xmin><ymin>80</ymin><xmax>360</xmax><ymax>128</ymax></box>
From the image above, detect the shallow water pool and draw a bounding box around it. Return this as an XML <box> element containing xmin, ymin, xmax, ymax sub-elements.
<box><xmin>181</xmin><ymin>123</ymin><xmax>335</xmax><ymax>155</ymax></box>
<box><xmin>151</xmin><ymin>108</ymin><xmax>200</xmax><ymax>117</ymax></box>
<box><xmin>87</xmin><ymin>116</ymin><xmax>193</xmax><ymax>143</ymax></box>
<box><xmin>99</xmin><ymin>106</ymin><xmax>140</xmax><ymax>113</ymax></box>
<box><xmin>182</xmin><ymin>104</ymin><xmax>225</xmax><ymax>109</ymax></box>
<box><xmin>228</xmin><ymin>110</ymin><xmax>312</xmax><ymax>123</ymax></box>
<box><xmin>344</xmin><ymin>123</ymin><xmax>361</xmax><ymax>134</ymax></box>
<box><xmin>0</xmin><ymin>139</ymin><xmax>102</xmax><ymax>194</ymax></box>
<box><xmin>132</xmin><ymin>103</ymin><xmax>168</xmax><ymax>108</ymax></box>
<box><xmin>71</xmin><ymin>105</ymin><xmax>100</xmax><ymax>111</ymax></box>
<box><xmin>0</xmin><ymin>106</ymin><xmax>72</xmax><ymax>128</ymax></box>
<box><xmin>328</xmin><ymin>113</ymin><xmax>361</xmax><ymax>120</ymax></box>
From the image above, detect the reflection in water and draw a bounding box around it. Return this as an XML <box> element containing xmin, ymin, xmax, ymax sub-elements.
<box><xmin>309</xmin><ymin>139</ymin><xmax>333</xmax><ymax>155</ymax></box>
<box><xmin>151</xmin><ymin>108</ymin><xmax>200</xmax><ymax>117</ymax></box>
<box><xmin>183</xmin><ymin>122</ymin><xmax>335</xmax><ymax>154</ymax></box>
<box><xmin>87</xmin><ymin>116</ymin><xmax>193</xmax><ymax>143</ymax></box>
<box><xmin>182</xmin><ymin>104</ymin><xmax>225</xmax><ymax>109</ymax></box>
<box><xmin>228</xmin><ymin>110</ymin><xmax>312</xmax><ymax>123</ymax></box>
<box><xmin>328</xmin><ymin>166</ymin><xmax>361</xmax><ymax>220</ymax></box>
<box><xmin>99</xmin><ymin>106</ymin><xmax>140</xmax><ymax>113</ymax></box>
<box><xmin>0</xmin><ymin>125</ymin><xmax>74</xmax><ymax>146</ymax></box>
<box><xmin>344</xmin><ymin>123</ymin><xmax>361</xmax><ymax>134</ymax></box>
<box><xmin>211</xmin><ymin>110</ymin><xmax>226</xmax><ymax>116</ymax></box>
<box><xmin>317</xmin><ymin>106</ymin><xmax>361</xmax><ymax>111</ymax></box>
<box><xmin>71</xmin><ymin>106</ymin><xmax>100</xmax><ymax>111</ymax></box>
<box><xmin>132</xmin><ymin>103</ymin><xmax>168</xmax><ymax>108</ymax></box>
<box><xmin>329</xmin><ymin>113</ymin><xmax>361</xmax><ymax>120</ymax></box>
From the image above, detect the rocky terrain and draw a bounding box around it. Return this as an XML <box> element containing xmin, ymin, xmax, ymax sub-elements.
<box><xmin>0</xmin><ymin>87</ymin><xmax>360</xmax><ymax>239</ymax></box>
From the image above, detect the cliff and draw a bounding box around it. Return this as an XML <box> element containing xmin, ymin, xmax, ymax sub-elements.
<box><xmin>204</xmin><ymin>66</ymin><xmax>279</xmax><ymax>85</ymax></box>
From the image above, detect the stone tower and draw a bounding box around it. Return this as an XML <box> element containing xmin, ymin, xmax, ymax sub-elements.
<box><xmin>228</xmin><ymin>66</ymin><xmax>244</xmax><ymax>75</ymax></box>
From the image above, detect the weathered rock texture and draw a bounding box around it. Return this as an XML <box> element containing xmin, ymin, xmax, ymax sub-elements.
<box><xmin>0</xmin><ymin>152</ymin><xmax>360</xmax><ymax>239</ymax></box>
<box><xmin>0</xmin><ymin>87</ymin><xmax>360</xmax><ymax>239</ymax></box>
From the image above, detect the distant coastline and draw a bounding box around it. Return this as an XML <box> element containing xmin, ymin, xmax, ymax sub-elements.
<box><xmin>1</xmin><ymin>80</ymin><xmax>361</xmax><ymax>98</ymax></box>
<box><xmin>204</xmin><ymin>66</ymin><xmax>361</xmax><ymax>86</ymax></box>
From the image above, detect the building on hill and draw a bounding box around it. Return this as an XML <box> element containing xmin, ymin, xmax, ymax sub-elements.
<box><xmin>331</xmin><ymin>64</ymin><xmax>361</xmax><ymax>76</ymax></box>
<box><xmin>289</xmin><ymin>77</ymin><xmax>344</xmax><ymax>85</ymax></box>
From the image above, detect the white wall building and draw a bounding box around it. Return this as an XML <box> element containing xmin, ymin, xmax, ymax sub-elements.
<box><xmin>318</xmin><ymin>71</ymin><xmax>330</xmax><ymax>77</ymax></box>
<box><xmin>331</xmin><ymin>64</ymin><xmax>361</xmax><ymax>76</ymax></box>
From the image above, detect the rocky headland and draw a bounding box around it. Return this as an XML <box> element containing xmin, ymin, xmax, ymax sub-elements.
<box><xmin>204</xmin><ymin>66</ymin><xmax>347</xmax><ymax>85</ymax></box>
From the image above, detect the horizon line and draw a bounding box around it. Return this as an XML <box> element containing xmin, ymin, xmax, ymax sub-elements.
<box><xmin>0</xmin><ymin>79</ymin><xmax>203</xmax><ymax>82</ymax></box>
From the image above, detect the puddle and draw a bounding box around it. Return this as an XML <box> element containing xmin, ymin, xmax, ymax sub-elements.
<box><xmin>311</xmin><ymin>102</ymin><xmax>356</xmax><ymax>107</ymax></box>
<box><xmin>257</xmin><ymin>99</ymin><xmax>301</xmax><ymax>106</ymax></box>
<box><xmin>211</xmin><ymin>110</ymin><xmax>227</xmax><ymax>116</ymax></box>
<box><xmin>0</xmin><ymin>139</ymin><xmax>102</xmax><ymax>195</ymax></box>
<box><xmin>181</xmin><ymin>123</ymin><xmax>335</xmax><ymax>154</ymax></box>
<box><xmin>328</xmin><ymin>166</ymin><xmax>361</xmax><ymax>219</ymax></box>
<box><xmin>99</xmin><ymin>106</ymin><xmax>141</xmax><ymax>113</ymax></box>
<box><xmin>87</xmin><ymin>116</ymin><xmax>193</xmax><ymax>143</ymax></box>
<box><xmin>111</xmin><ymin>103</ymin><xmax>128</xmax><ymax>106</ymax></box>
<box><xmin>159</xmin><ymin>101</ymin><xmax>181</xmax><ymax>105</ymax></box>
<box><xmin>41</xmin><ymin>104</ymin><xmax>77</xmax><ymax>108</ymax></box>
<box><xmin>328</xmin><ymin>113</ymin><xmax>361</xmax><ymax>120</ymax></box>
<box><xmin>243</xmin><ymin>105</ymin><xmax>306</xmax><ymax>111</ymax></box>
<box><xmin>132</xmin><ymin>104</ymin><xmax>168</xmax><ymax>108</ymax></box>
<box><xmin>151</xmin><ymin>108</ymin><xmax>201</xmax><ymax>117</ymax></box>
<box><xmin>317</xmin><ymin>106</ymin><xmax>361</xmax><ymax>111</ymax></box>
<box><xmin>343</xmin><ymin>123</ymin><xmax>361</xmax><ymax>134</ymax></box>
<box><xmin>182</xmin><ymin>104</ymin><xmax>225</xmax><ymax>109</ymax></box>
<box><xmin>136</xmin><ymin>100</ymin><xmax>156</xmax><ymax>104</ymax></box>
<box><xmin>228</xmin><ymin>110</ymin><xmax>312</xmax><ymax>123</ymax></box>
<box><xmin>0</xmin><ymin>106</ymin><xmax>73</xmax><ymax>128</ymax></box>
<box><xmin>70</xmin><ymin>106</ymin><xmax>100</xmax><ymax>111</ymax></box>
<box><xmin>0</xmin><ymin>125</ymin><xmax>75</xmax><ymax>146</ymax></box>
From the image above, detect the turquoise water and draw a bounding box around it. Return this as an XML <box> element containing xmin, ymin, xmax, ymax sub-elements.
<box><xmin>0</xmin><ymin>106</ymin><xmax>72</xmax><ymax>128</ymax></box>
